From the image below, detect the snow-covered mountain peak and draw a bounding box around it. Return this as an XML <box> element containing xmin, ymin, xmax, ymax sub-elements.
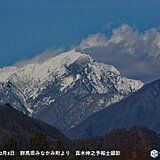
<box><xmin>0</xmin><ymin>49</ymin><xmax>90</xmax><ymax>83</ymax></box>
<box><xmin>13</xmin><ymin>49</ymin><xmax>88</xmax><ymax>80</ymax></box>
<box><xmin>0</xmin><ymin>49</ymin><xmax>143</xmax><ymax>100</ymax></box>
<box><xmin>0</xmin><ymin>49</ymin><xmax>144</xmax><ymax>131</ymax></box>
<box><xmin>0</xmin><ymin>49</ymin><xmax>92</xmax><ymax>99</ymax></box>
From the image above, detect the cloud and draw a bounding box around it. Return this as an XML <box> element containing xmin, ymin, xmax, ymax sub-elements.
<box><xmin>15</xmin><ymin>47</ymin><xmax>64</xmax><ymax>67</ymax></box>
<box><xmin>14</xmin><ymin>24</ymin><xmax>160</xmax><ymax>83</ymax></box>
<box><xmin>77</xmin><ymin>24</ymin><xmax>160</xmax><ymax>83</ymax></box>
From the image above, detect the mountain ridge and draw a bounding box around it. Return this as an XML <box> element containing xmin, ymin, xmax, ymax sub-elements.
<box><xmin>1</xmin><ymin>105</ymin><xmax>159</xmax><ymax>160</ymax></box>
<box><xmin>0</xmin><ymin>104</ymin><xmax>67</xmax><ymax>148</ymax></box>
<box><xmin>0</xmin><ymin>49</ymin><xmax>143</xmax><ymax>132</ymax></box>
<box><xmin>67</xmin><ymin>78</ymin><xmax>160</xmax><ymax>139</ymax></box>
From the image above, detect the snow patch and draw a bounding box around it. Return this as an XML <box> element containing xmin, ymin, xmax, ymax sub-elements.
<box><xmin>42</xmin><ymin>97</ymin><xmax>55</xmax><ymax>105</ymax></box>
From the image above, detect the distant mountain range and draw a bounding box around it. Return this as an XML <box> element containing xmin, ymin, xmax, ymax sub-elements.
<box><xmin>0</xmin><ymin>49</ymin><xmax>143</xmax><ymax>132</ymax></box>
<box><xmin>67</xmin><ymin>79</ymin><xmax>160</xmax><ymax>139</ymax></box>
<box><xmin>0</xmin><ymin>105</ymin><xmax>159</xmax><ymax>160</ymax></box>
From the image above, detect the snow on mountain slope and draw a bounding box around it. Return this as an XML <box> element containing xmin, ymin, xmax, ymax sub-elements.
<box><xmin>0</xmin><ymin>67</ymin><xmax>17</xmax><ymax>82</ymax></box>
<box><xmin>0</xmin><ymin>49</ymin><xmax>143</xmax><ymax>131</ymax></box>
<box><xmin>0</xmin><ymin>81</ymin><xmax>28</xmax><ymax>114</ymax></box>
<box><xmin>67</xmin><ymin>79</ymin><xmax>160</xmax><ymax>139</ymax></box>
<box><xmin>8</xmin><ymin>50</ymin><xmax>82</xmax><ymax>99</ymax></box>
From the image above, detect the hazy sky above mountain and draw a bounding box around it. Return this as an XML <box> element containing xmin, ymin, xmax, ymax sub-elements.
<box><xmin>0</xmin><ymin>0</ymin><xmax>160</xmax><ymax>82</ymax></box>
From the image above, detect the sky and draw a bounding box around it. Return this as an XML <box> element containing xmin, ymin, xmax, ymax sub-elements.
<box><xmin>0</xmin><ymin>0</ymin><xmax>160</xmax><ymax>82</ymax></box>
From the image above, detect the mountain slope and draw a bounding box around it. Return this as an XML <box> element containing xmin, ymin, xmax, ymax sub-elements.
<box><xmin>0</xmin><ymin>49</ymin><xmax>143</xmax><ymax>132</ymax></box>
<box><xmin>0</xmin><ymin>104</ymin><xmax>67</xmax><ymax>147</ymax></box>
<box><xmin>67</xmin><ymin>79</ymin><xmax>160</xmax><ymax>138</ymax></box>
<box><xmin>84</xmin><ymin>127</ymin><xmax>160</xmax><ymax>150</ymax></box>
<box><xmin>1</xmin><ymin>106</ymin><xmax>159</xmax><ymax>160</ymax></box>
<box><xmin>76</xmin><ymin>127</ymin><xmax>160</xmax><ymax>160</ymax></box>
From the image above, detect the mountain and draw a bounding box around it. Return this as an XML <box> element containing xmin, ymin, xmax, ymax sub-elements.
<box><xmin>0</xmin><ymin>104</ymin><xmax>67</xmax><ymax>147</ymax></box>
<box><xmin>0</xmin><ymin>105</ymin><xmax>159</xmax><ymax>160</ymax></box>
<box><xmin>76</xmin><ymin>127</ymin><xmax>160</xmax><ymax>160</ymax></box>
<box><xmin>67</xmin><ymin>79</ymin><xmax>160</xmax><ymax>139</ymax></box>
<box><xmin>0</xmin><ymin>49</ymin><xmax>143</xmax><ymax>132</ymax></box>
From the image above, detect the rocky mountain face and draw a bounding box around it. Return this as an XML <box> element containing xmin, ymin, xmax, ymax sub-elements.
<box><xmin>67</xmin><ymin>79</ymin><xmax>160</xmax><ymax>139</ymax></box>
<box><xmin>0</xmin><ymin>49</ymin><xmax>143</xmax><ymax>132</ymax></box>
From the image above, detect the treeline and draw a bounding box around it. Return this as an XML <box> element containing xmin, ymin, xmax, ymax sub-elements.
<box><xmin>0</xmin><ymin>132</ymin><xmax>80</xmax><ymax>160</ymax></box>
<box><xmin>0</xmin><ymin>126</ymin><xmax>158</xmax><ymax>160</ymax></box>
